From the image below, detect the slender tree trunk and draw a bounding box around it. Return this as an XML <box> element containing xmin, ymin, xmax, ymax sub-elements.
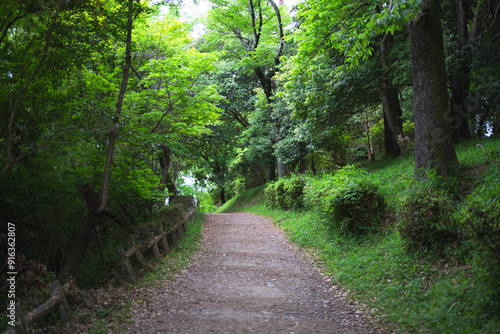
<box><xmin>60</xmin><ymin>0</ymin><xmax>136</xmax><ymax>280</ymax></box>
<box><xmin>380</xmin><ymin>33</ymin><xmax>404</xmax><ymax>156</ymax></box>
<box><xmin>365</xmin><ymin>114</ymin><xmax>375</xmax><ymax>162</ymax></box>
<box><xmin>269</xmin><ymin>160</ymin><xmax>276</xmax><ymax>181</ymax></box>
<box><xmin>158</xmin><ymin>144</ymin><xmax>177</xmax><ymax>203</ymax></box>
<box><xmin>410</xmin><ymin>0</ymin><xmax>459</xmax><ymax>176</ymax></box>
<box><xmin>220</xmin><ymin>188</ymin><xmax>226</xmax><ymax>205</ymax></box>
<box><xmin>383</xmin><ymin>114</ymin><xmax>398</xmax><ymax>156</ymax></box>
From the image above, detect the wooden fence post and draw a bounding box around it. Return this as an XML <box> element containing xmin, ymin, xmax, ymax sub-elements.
<box><xmin>149</xmin><ymin>232</ymin><xmax>162</xmax><ymax>263</ymax></box>
<box><xmin>48</xmin><ymin>281</ymin><xmax>77</xmax><ymax>333</ymax></box>
<box><xmin>119</xmin><ymin>247</ymin><xmax>138</xmax><ymax>282</ymax></box>
<box><xmin>133</xmin><ymin>247</ymin><xmax>151</xmax><ymax>272</ymax></box>
<box><xmin>158</xmin><ymin>227</ymin><xmax>170</xmax><ymax>254</ymax></box>
<box><xmin>167</xmin><ymin>228</ymin><xmax>178</xmax><ymax>248</ymax></box>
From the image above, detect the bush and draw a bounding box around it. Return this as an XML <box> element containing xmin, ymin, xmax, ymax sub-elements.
<box><xmin>398</xmin><ymin>181</ymin><xmax>460</xmax><ymax>253</ymax></box>
<box><xmin>319</xmin><ymin>166</ymin><xmax>386</xmax><ymax>235</ymax></box>
<box><xmin>323</xmin><ymin>179</ymin><xmax>386</xmax><ymax>235</ymax></box>
<box><xmin>264</xmin><ymin>175</ymin><xmax>306</xmax><ymax>211</ymax></box>
<box><xmin>264</xmin><ymin>183</ymin><xmax>277</xmax><ymax>209</ymax></box>
<box><xmin>274</xmin><ymin>179</ymin><xmax>287</xmax><ymax>209</ymax></box>
<box><xmin>284</xmin><ymin>176</ymin><xmax>305</xmax><ymax>210</ymax></box>
<box><xmin>461</xmin><ymin>168</ymin><xmax>500</xmax><ymax>260</ymax></box>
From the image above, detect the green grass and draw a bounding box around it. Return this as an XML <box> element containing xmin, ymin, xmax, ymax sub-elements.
<box><xmin>218</xmin><ymin>135</ymin><xmax>500</xmax><ymax>333</ymax></box>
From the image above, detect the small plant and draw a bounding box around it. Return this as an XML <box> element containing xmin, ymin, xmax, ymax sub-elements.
<box><xmin>264</xmin><ymin>176</ymin><xmax>306</xmax><ymax>211</ymax></box>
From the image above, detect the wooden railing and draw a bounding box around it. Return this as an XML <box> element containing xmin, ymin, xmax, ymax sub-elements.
<box><xmin>113</xmin><ymin>206</ymin><xmax>196</xmax><ymax>283</ymax></box>
<box><xmin>4</xmin><ymin>281</ymin><xmax>76</xmax><ymax>334</ymax></box>
<box><xmin>3</xmin><ymin>204</ymin><xmax>197</xmax><ymax>333</ymax></box>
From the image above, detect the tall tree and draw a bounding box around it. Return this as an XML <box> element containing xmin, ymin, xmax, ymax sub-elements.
<box><xmin>204</xmin><ymin>0</ymin><xmax>288</xmax><ymax>177</ymax></box>
<box><xmin>410</xmin><ymin>0</ymin><xmax>458</xmax><ymax>175</ymax></box>
<box><xmin>61</xmin><ymin>0</ymin><xmax>143</xmax><ymax>279</ymax></box>
<box><xmin>445</xmin><ymin>0</ymin><xmax>500</xmax><ymax>141</ymax></box>
<box><xmin>380</xmin><ymin>32</ymin><xmax>405</xmax><ymax>156</ymax></box>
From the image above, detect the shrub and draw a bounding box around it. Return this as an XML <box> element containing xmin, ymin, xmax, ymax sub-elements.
<box><xmin>274</xmin><ymin>179</ymin><xmax>288</xmax><ymax>209</ymax></box>
<box><xmin>398</xmin><ymin>181</ymin><xmax>460</xmax><ymax>253</ymax></box>
<box><xmin>323</xmin><ymin>179</ymin><xmax>386</xmax><ymax>235</ymax></box>
<box><xmin>284</xmin><ymin>176</ymin><xmax>305</xmax><ymax>210</ymax></box>
<box><xmin>264</xmin><ymin>175</ymin><xmax>306</xmax><ymax>211</ymax></box>
<box><xmin>318</xmin><ymin>166</ymin><xmax>386</xmax><ymax>235</ymax></box>
<box><xmin>461</xmin><ymin>168</ymin><xmax>500</xmax><ymax>261</ymax></box>
<box><xmin>303</xmin><ymin>175</ymin><xmax>336</xmax><ymax>211</ymax></box>
<box><xmin>264</xmin><ymin>183</ymin><xmax>277</xmax><ymax>209</ymax></box>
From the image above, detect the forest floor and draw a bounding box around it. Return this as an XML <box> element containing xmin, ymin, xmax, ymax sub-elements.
<box><xmin>128</xmin><ymin>212</ymin><xmax>387</xmax><ymax>334</ymax></box>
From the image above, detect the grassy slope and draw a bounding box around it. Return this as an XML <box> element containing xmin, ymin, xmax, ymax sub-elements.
<box><xmin>217</xmin><ymin>136</ymin><xmax>500</xmax><ymax>333</ymax></box>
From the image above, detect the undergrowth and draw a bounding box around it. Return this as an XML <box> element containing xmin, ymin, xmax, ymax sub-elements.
<box><xmin>217</xmin><ymin>135</ymin><xmax>500</xmax><ymax>333</ymax></box>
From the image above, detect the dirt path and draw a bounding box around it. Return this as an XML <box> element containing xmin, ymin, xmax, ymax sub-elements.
<box><xmin>128</xmin><ymin>213</ymin><xmax>385</xmax><ymax>333</ymax></box>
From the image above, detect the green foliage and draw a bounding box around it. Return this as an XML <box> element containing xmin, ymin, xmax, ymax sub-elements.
<box><xmin>461</xmin><ymin>167</ymin><xmax>500</xmax><ymax>262</ymax></box>
<box><xmin>397</xmin><ymin>180</ymin><xmax>460</xmax><ymax>254</ymax></box>
<box><xmin>217</xmin><ymin>185</ymin><xmax>266</xmax><ymax>213</ymax></box>
<box><xmin>264</xmin><ymin>183</ymin><xmax>277</xmax><ymax>209</ymax></box>
<box><xmin>317</xmin><ymin>166</ymin><xmax>386</xmax><ymax>235</ymax></box>
<box><xmin>274</xmin><ymin>179</ymin><xmax>288</xmax><ymax>210</ymax></box>
<box><xmin>284</xmin><ymin>176</ymin><xmax>306</xmax><ymax>210</ymax></box>
<box><xmin>324</xmin><ymin>179</ymin><xmax>386</xmax><ymax>235</ymax></box>
<box><xmin>264</xmin><ymin>175</ymin><xmax>306</xmax><ymax>211</ymax></box>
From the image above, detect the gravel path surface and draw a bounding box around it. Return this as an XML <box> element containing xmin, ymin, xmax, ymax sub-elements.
<box><xmin>129</xmin><ymin>213</ymin><xmax>386</xmax><ymax>333</ymax></box>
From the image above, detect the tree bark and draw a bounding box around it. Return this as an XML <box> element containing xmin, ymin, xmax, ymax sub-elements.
<box><xmin>365</xmin><ymin>113</ymin><xmax>375</xmax><ymax>162</ymax></box>
<box><xmin>277</xmin><ymin>159</ymin><xmax>291</xmax><ymax>178</ymax></box>
<box><xmin>220</xmin><ymin>188</ymin><xmax>226</xmax><ymax>205</ymax></box>
<box><xmin>158</xmin><ymin>144</ymin><xmax>177</xmax><ymax>202</ymax></box>
<box><xmin>269</xmin><ymin>160</ymin><xmax>276</xmax><ymax>181</ymax></box>
<box><xmin>380</xmin><ymin>33</ymin><xmax>404</xmax><ymax>156</ymax></box>
<box><xmin>383</xmin><ymin>114</ymin><xmax>399</xmax><ymax>157</ymax></box>
<box><xmin>60</xmin><ymin>184</ymin><xmax>100</xmax><ymax>279</ymax></box>
<box><xmin>449</xmin><ymin>0</ymin><xmax>471</xmax><ymax>143</ymax></box>
<box><xmin>410</xmin><ymin>0</ymin><xmax>459</xmax><ymax>176</ymax></box>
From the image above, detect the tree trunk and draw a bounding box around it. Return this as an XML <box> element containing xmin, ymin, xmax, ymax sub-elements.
<box><xmin>310</xmin><ymin>153</ymin><xmax>316</xmax><ymax>174</ymax></box>
<box><xmin>60</xmin><ymin>184</ymin><xmax>101</xmax><ymax>279</ymax></box>
<box><xmin>380</xmin><ymin>33</ymin><xmax>404</xmax><ymax>156</ymax></box>
<box><xmin>449</xmin><ymin>0</ymin><xmax>471</xmax><ymax>143</ymax></box>
<box><xmin>158</xmin><ymin>144</ymin><xmax>177</xmax><ymax>202</ymax></box>
<box><xmin>269</xmin><ymin>160</ymin><xmax>276</xmax><ymax>181</ymax></box>
<box><xmin>220</xmin><ymin>188</ymin><xmax>226</xmax><ymax>205</ymax></box>
<box><xmin>383</xmin><ymin>114</ymin><xmax>399</xmax><ymax>157</ymax></box>
<box><xmin>410</xmin><ymin>0</ymin><xmax>459</xmax><ymax>176</ymax></box>
<box><xmin>277</xmin><ymin>159</ymin><xmax>290</xmax><ymax>178</ymax></box>
<box><xmin>365</xmin><ymin>114</ymin><xmax>375</xmax><ymax>162</ymax></box>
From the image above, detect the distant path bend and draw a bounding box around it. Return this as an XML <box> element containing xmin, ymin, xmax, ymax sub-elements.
<box><xmin>129</xmin><ymin>212</ymin><xmax>385</xmax><ymax>333</ymax></box>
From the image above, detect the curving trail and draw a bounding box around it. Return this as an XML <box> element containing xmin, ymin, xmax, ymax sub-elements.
<box><xmin>129</xmin><ymin>213</ymin><xmax>385</xmax><ymax>334</ymax></box>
